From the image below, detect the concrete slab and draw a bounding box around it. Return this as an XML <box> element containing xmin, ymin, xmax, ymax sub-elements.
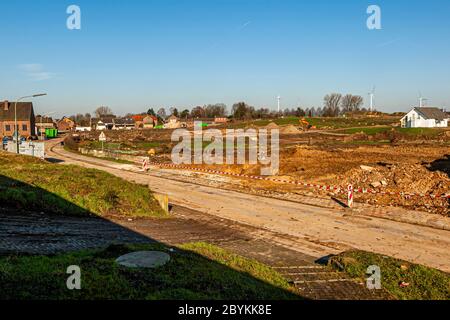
<box><xmin>116</xmin><ymin>251</ymin><xmax>171</xmax><ymax>268</ymax></box>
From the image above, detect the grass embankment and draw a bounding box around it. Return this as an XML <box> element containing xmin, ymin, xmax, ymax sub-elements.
<box><xmin>0</xmin><ymin>152</ymin><xmax>166</xmax><ymax>218</ymax></box>
<box><xmin>341</xmin><ymin>127</ymin><xmax>447</xmax><ymax>137</ymax></box>
<box><xmin>64</xmin><ymin>145</ymin><xmax>135</xmax><ymax>165</ymax></box>
<box><xmin>0</xmin><ymin>242</ymin><xmax>299</xmax><ymax>300</ymax></box>
<box><xmin>228</xmin><ymin>117</ymin><xmax>400</xmax><ymax>129</ymax></box>
<box><xmin>329</xmin><ymin>250</ymin><xmax>450</xmax><ymax>300</ymax></box>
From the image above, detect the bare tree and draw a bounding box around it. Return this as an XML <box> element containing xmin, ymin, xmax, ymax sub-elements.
<box><xmin>94</xmin><ymin>106</ymin><xmax>113</xmax><ymax>118</ymax></box>
<box><xmin>341</xmin><ymin>94</ymin><xmax>353</xmax><ymax>113</ymax></box>
<box><xmin>204</xmin><ymin>103</ymin><xmax>227</xmax><ymax>118</ymax></box>
<box><xmin>341</xmin><ymin>94</ymin><xmax>364</xmax><ymax>113</ymax></box>
<box><xmin>323</xmin><ymin>93</ymin><xmax>342</xmax><ymax>117</ymax></box>
<box><xmin>157</xmin><ymin>108</ymin><xmax>167</xmax><ymax>120</ymax></box>
<box><xmin>191</xmin><ymin>106</ymin><xmax>205</xmax><ymax>118</ymax></box>
<box><xmin>350</xmin><ymin>95</ymin><xmax>364</xmax><ymax>111</ymax></box>
<box><xmin>232</xmin><ymin>102</ymin><xmax>254</xmax><ymax>120</ymax></box>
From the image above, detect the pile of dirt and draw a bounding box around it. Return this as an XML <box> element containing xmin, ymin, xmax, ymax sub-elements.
<box><xmin>339</xmin><ymin>162</ymin><xmax>449</xmax><ymax>215</ymax></box>
<box><xmin>266</xmin><ymin>122</ymin><xmax>279</xmax><ymax>129</ymax></box>
<box><xmin>267</xmin><ymin>145</ymin><xmax>449</xmax><ymax>215</ymax></box>
<box><xmin>280</xmin><ymin>125</ymin><xmax>301</xmax><ymax>134</ymax></box>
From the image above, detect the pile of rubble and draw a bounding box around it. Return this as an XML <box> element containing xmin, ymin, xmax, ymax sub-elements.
<box><xmin>339</xmin><ymin>163</ymin><xmax>449</xmax><ymax>215</ymax></box>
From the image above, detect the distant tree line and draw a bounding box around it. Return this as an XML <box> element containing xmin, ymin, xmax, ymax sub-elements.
<box><xmin>68</xmin><ymin>94</ymin><xmax>370</xmax><ymax>126</ymax></box>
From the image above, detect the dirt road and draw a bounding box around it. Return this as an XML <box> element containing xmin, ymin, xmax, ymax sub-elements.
<box><xmin>46</xmin><ymin>141</ymin><xmax>450</xmax><ymax>272</ymax></box>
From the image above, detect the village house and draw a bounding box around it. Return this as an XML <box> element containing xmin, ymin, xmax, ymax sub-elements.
<box><xmin>214</xmin><ymin>117</ymin><xmax>228</xmax><ymax>124</ymax></box>
<box><xmin>75</xmin><ymin>125</ymin><xmax>92</xmax><ymax>132</ymax></box>
<box><xmin>99</xmin><ymin>116</ymin><xmax>115</xmax><ymax>130</ymax></box>
<box><xmin>164</xmin><ymin>115</ymin><xmax>180</xmax><ymax>129</ymax></box>
<box><xmin>131</xmin><ymin>115</ymin><xmax>145</xmax><ymax>128</ymax></box>
<box><xmin>400</xmin><ymin>107</ymin><xmax>449</xmax><ymax>128</ymax></box>
<box><xmin>35</xmin><ymin>115</ymin><xmax>56</xmax><ymax>137</ymax></box>
<box><xmin>57</xmin><ymin>117</ymin><xmax>76</xmax><ymax>133</ymax></box>
<box><xmin>143</xmin><ymin>115</ymin><xmax>158</xmax><ymax>129</ymax></box>
<box><xmin>0</xmin><ymin>100</ymin><xmax>36</xmax><ymax>138</ymax></box>
<box><xmin>112</xmin><ymin>118</ymin><xmax>135</xmax><ymax>130</ymax></box>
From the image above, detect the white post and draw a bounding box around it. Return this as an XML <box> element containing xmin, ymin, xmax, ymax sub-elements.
<box><xmin>347</xmin><ymin>184</ymin><xmax>354</xmax><ymax>208</ymax></box>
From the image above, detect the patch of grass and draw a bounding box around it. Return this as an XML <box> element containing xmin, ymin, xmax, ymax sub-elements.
<box><xmin>228</xmin><ymin>117</ymin><xmax>400</xmax><ymax>130</ymax></box>
<box><xmin>0</xmin><ymin>152</ymin><xmax>166</xmax><ymax>218</ymax></box>
<box><xmin>329</xmin><ymin>250</ymin><xmax>450</xmax><ymax>300</ymax></box>
<box><xmin>64</xmin><ymin>146</ymin><xmax>135</xmax><ymax>165</ymax></box>
<box><xmin>341</xmin><ymin>127</ymin><xmax>391</xmax><ymax>135</ymax></box>
<box><xmin>88</xmin><ymin>142</ymin><xmax>123</xmax><ymax>150</ymax></box>
<box><xmin>0</xmin><ymin>242</ymin><xmax>300</xmax><ymax>300</ymax></box>
<box><xmin>87</xmin><ymin>141</ymin><xmax>162</xmax><ymax>151</ymax></box>
<box><xmin>394</xmin><ymin>127</ymin><xmax>445</xmax><ymax>137</ymax></box>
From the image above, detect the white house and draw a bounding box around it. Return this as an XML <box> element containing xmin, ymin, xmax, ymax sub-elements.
<box><xmin>75</xmin><ymin>126</ymin><xmax>92</xmax><ymax>132</ymax></box>
<box><xmin>400</xmin><ymin>107</ymin><xmax>449</xmax><ymax>128</ymax></box>
<box><xmin>96</xmin><ymin>120</ymin><xmax>107</xmax><ymax>131</ymax></box>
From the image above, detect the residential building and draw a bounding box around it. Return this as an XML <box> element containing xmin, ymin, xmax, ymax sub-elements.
<box><xmin>113</xmin><ymin>118</ymin><xmax>135</xmax><ymax>130</ymax></box>
<box><xmin>131</xmin><ymin>115</ymin><xmax>145</xmax><ymax>128</ymax></box>
<box><xmin>99</xmin><ymin>116</ymin><xmax>116</xmax><ymax>130</ymax></box>
<box><xmin>57</xmin><ymin>117</ymin><xmax>76</xmax><ymax>132</ymax></box>
<box><xmin>143</xmin><ymin>115</ymin><xmax>158</xmax><ymax>129</ymax></box>
<box><xmin>214</xmin><ymin>117</ymin><xmax>228</xmax><ymax>124</ymax></box>
<box><xmin>400</xmin><ymin>107</ymin><xmax>449</xmax><ymax>128</ymax></box>
<box><xmin>0</xmin><ymin>100</ymin><xmax>36</xmax><ymax>138</ymax></box>
<box><xmin>164</xmin><ymin>115</ymin><xmax>180</xmax><ymax>129</ymax></box>
<box><xmin>35</xmin><ymin>115</ymin><xmax>56</xmax><ymax>137</ymax></box>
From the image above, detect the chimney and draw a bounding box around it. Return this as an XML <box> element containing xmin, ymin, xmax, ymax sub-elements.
<box><xmin>3</xmin><ymin>100</ymin><xmax>9</xmax><ymax>111</ymax></box>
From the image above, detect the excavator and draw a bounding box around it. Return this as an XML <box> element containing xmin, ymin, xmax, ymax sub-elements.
<box><xmin>299</xmin><ymin>118</ymin><xmax>313</xmax><ymax>131</ymax></box>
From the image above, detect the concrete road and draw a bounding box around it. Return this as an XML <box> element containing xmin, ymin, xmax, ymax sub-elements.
<box><xmin>46</xmin><ymin>141</ymin><xmax>450</xmax><ymax>272</ymax></box>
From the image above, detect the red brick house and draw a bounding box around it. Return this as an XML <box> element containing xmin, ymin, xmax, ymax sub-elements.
<box><xmin>56</xmin><ymin>117</ymin><xmax>76</xmax><ymax>132</ymax></box>
<box><xmin>0</xmin><ymin>100</ymin><xmax>36</xmax><ymax>138</ymax></box>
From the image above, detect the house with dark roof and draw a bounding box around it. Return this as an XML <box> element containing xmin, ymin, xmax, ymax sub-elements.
<box><xmin>401</xmin><ymin>107</ymin><xmax>449</xmax><ymax>128</ymax></box>
<box><xmin>0</xmin><ymin>100</ymin><xmax>36</xmax><ymax>138</ymax></box>
<box><xmin>112</xmin><ymin>118</ymin><xmax>135</xmax><ymax>130</ymax></box>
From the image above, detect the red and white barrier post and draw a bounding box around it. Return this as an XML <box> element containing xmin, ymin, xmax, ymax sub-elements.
<box><xmin>142</xmin><ymin>158</ymin><xmax>149</xmax><ymax>172</ymax></box>
<box><xmin>347</xmin><ymin>184</ymin><xmax>354</xmax><ymax>208</ymax></box>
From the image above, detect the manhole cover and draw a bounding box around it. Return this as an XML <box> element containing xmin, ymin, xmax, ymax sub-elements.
<box><xmin>115</xmin><ymin>251</ymin><xmax>171</xmax><ymax>268</ymax></box>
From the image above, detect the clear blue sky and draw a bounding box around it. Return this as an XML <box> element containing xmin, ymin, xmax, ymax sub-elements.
<box><xmin>1</xmin><ymin>0</ymin><xmax>449</xmax><ymax>117</ymax></box>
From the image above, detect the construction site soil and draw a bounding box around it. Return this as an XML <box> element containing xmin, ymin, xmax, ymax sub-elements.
<box><xmin>74</xmin><ymin>127</ymin><xmax>450</xmax><ymax>216</ymax></box>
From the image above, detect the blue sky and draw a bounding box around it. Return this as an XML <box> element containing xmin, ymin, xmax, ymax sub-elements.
<box><xmin>1</xmin><ymin>0</ymin><xmax>449</xmax><ymax>117</ymax></box>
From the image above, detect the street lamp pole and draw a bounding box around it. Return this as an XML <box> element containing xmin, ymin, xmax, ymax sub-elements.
<box><xmin>14</xmin><ymin>93</ymin><xmax>47</xmax><ymax>154</ymax></box>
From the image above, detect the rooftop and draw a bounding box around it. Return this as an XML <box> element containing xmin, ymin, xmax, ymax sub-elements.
<box><xmin>0</xmin><ymin>101</ymin><xmax>34</xmax><ymax>121</ymax></box>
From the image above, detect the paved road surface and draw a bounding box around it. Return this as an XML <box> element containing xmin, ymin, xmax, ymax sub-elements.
<box><xmin>46</xmin><ymin>141</ymin><xmax>450</xmax><ymax>273</ymax></box>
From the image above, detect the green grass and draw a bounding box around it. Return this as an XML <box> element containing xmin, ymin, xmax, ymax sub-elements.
<box><xmin>329</xmin><ymin>250</ymin><xmax>450</xmax><ymax>300</ymax></box>
<box><xmin>341</xmin><ymin>127</ymin><xmax>446</xmax><ymax>137</ymax></box>
<box><xmin>87</xmin><ymin>141</ymin><xmax>161</xmax><ymax>151</ymax></box>
<box><xmin>88</xmin><ymin>141</ymin><xmax>123</xmax><ymax>150</ymax></box>
<box><xmin>229</xmin><ymin>117</ymin><xmax>400</xmax><ymax>129</ymax></box>
<box><xmin>0</xmin><ymin>152</ymin><xmax>166</xmax><ymax>218</ymax></box>
<box><xmin>0</xmin><ymin>242</ymin><xmax>299</xmax><ymax>300</ymax></box>
<box><xmin>394</xmin><ymin>127</ymin><xmax>446</xmax><ymax>137</ymax></box>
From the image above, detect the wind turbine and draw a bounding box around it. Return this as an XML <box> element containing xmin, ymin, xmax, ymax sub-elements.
<box><xmin>368</xmin><ymin>86</ymin><xmax>375</xmax><ymax>112</ymax></box>
<box><xmin>418</xmin><ymin>92</ymin><xmax>428</xmax><ymax>108</ymax></box>
<box><xmin>277</xmin><ymin>95</ymin><xmax>281</xmax><ymax>113</ymax></box>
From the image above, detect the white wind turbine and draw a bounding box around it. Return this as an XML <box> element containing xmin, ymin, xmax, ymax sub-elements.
<box><xmin>419</xmin><ymin>91</ymin><xmax>428</xmax><ymax>108</ymax></box>
<box><xmin>277</xmin><ymin>95</ymin><xmax>281</xmax><ymax>113</ymax></box>
<box><xmin>368</xmin><ymin>86</ymin><xmax>376</xmax><ymax>112</ymax></box>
